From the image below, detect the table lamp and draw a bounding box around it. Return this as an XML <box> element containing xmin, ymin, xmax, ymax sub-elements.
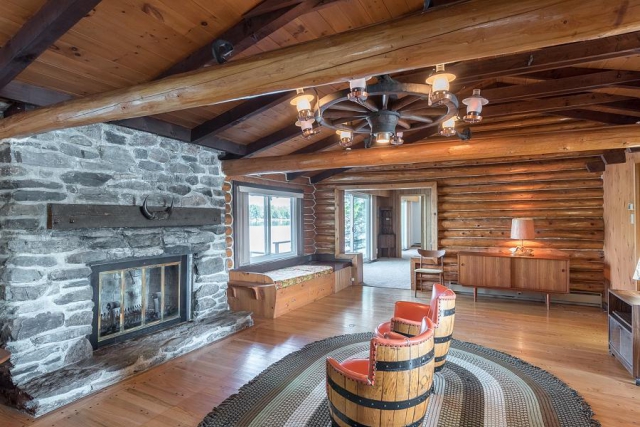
<box><xmin>510</xmin><ymin>218</ymin><xmax>535</xmax><ymax>256</ymax></box>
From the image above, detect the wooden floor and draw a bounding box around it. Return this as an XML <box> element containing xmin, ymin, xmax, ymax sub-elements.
<box><xmin>1</xmin><ymin>286</ymin><xmax>638</xmax><ymax>426</ymax></box>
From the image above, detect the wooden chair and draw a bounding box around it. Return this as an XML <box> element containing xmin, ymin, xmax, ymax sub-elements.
<box><xmin>414</xmin><ymin>249</ymin><xmax>445</xmax><ymax>297</ymax></box>
<box><xmin>327</xmin><ymin>318</ymin><xmax>435</xmax><ymax>427</ymax></box>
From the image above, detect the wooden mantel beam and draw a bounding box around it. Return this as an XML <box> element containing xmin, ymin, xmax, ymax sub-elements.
<box><xmin>221</xmin><ymin>125</ymin><xmax>640</xmax><ymax>175</ymax></box>
<box><xmin>1</xmin><ymin>0</ymin><xmax>640</xmax><ymax>138</ymax></box>
<box><xmin>0</xmin><ymin>0</ymin><xmax>102</xmax><ymax>90</ymax></box>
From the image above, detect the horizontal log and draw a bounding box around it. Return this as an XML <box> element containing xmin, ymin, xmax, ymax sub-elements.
<box><xmin>440</xmin><ymin>229</ymin><xmax>604</xmax><ymax>240</ymax></box>
<box><xmin>438</xmin><ymin>180</ymin><xmax>603</xmax><ymax>195</ymax></box>
<box><xmin>320</xmin><ymin>158</ymin><xmax>593</xmax><ymax>183</ymax></box>
<box><xmin>439</xmin><ymin>199</ymin><xmax>602</xmax><ymax>211</ymax></box>
<box><xmin>439</xmin><ymin>208</ymin><xmax>604</xmax><ymax>218</ymax></box>
<box><xmin>222</xmin><ymin>125</ymin><xmax>640</xmax><ymax>176</ymax></box>
<box><xmin>440</xmin><ymin>170</ymin><xmax>601</xmax><ymax>187</ymax></box>
<box><xmin>439</xmin><ymin>218</ymin><xmax>604</xmax><ymax>230</ymax></box>
<box><xmin>4</xmin><ymin>0</ymin><xmax>640</xmax><ymax>138</ymax></box>
<box><xmin>439</xmin><ymin>238</ymin><xmax>602</xmax><ymax>249</ymax></box>
<box><xmin>440</xmin><ymin>189</ymin><xmax>603</xmax><ymax>202</ymax></box>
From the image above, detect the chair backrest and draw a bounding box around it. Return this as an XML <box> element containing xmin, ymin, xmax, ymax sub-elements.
<box><xmin>417</xmin><ymin>249</ymin><xmax>445</xmax><ymax>267</ymax></box>
<box><xmin>394</xmin><ymin>301</ymin><xmax>431</xmax><ymax>322</ymax></box>
<box><xmin>429</xmin><ymin>283</ymin><xmax>456</xmax><ymax>371</ymax></box>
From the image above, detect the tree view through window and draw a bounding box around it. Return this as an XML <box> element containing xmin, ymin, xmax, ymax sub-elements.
<box><xmin>248</xmin><ymin>195</ymin><xmax>294</xmax><ymax>260</ymax></box>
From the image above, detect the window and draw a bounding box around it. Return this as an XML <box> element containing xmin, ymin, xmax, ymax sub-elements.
<box><xmin>235</xmin><ymin>184</ymin><xmax>303</xmax><ymax>266</ymax></box>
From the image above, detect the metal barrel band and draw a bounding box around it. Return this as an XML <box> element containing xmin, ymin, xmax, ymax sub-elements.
<box><xmin>327</xmin><ymin>376</ymin><xmax>432</xmax><ymax>410</ymax></box>
<box><xmin>435</xmin><ymin>354</ymin><xmax>448</xmax><ymax>363</ymax></box>
<box><xmin>434</xmin><ymin>334</ymin><xmax>453</xmax><ymax>344</ymax></box>
<box><xmin>376</xmin><ymin>349</ymin><xmax>434</xmax><ymax>372</ymax></box>
<box><xmin>329</xmin><ymin>401</ymin><xmax>425</xmax><ymax>427</ymax></box>
<box><xmin>443</xmin><ymin>307</ymin><xmax>456</xmax><ymax>316</ymax></box>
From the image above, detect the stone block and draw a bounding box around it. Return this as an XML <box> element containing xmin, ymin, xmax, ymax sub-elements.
<box><xmin>60</xmin><ymin>172</ymin><xmax>113</xmax><ymax>187</ymax></box>
<box><xmin>5</xmin><ymin>284</ymin><xmax>50</xmax><ymax>302</ymax></box>
<box><xmin>0</xmin><ymin>218</ymin><xmax>43</xmax><ymax>230</ymax></box>
<box><xmin>189</xmin><ymin>163</ymin><xmax>206</xmax><ymax>174</ymax></box>
<box><xmin>104</xmin><ymin>130</ymin><xmax>127</xmax><ymax>145</ymax></box>
<box><xmin>59</xmin><ymin>143</ymin><xmax>99</xmax><ymax>159</ymax></box>
<box><xmin>199</xmin><ymin>176</ymin><xmax>223</xmax><ymax>187</ymax></box>
<box><xmin>54</xmin><ymin>287</ymin><xmax>93</xmax><ymax>306</ymax></box>
<box><xmin>9</xmin><ymin>256</ymin><xmax>58</xmax><ymax>268</ymax></box>
<box><xmin>0</xmin><ymin>143</ymin><xmax>11</xmax><ymax>163</ymax></box>
<box><xmin>11</xmin><ymin>312</ymin><xmax>65</xmax><ymax>340</ymax></box>
<box><xmin>185</xmin><ymin>175</ymin><xmax>199</xmax><ymax>185</ymax></box>
<box><xmin>66</xmin><ymin>134</ymin><xmax>94</xmax><ymax>147</ymax></box>
<box><xmin>49</xmin><ymin>267</ymin><xmax>92</xmax><ymax>282</ymax></box>
<box><xmin>60</xmin><ymin>279</ymin><xmax>90</xmax><ymax>289</ymax></box>
<box><xmin>138</xmin><ymin>160</ymin><xmax>164</xmax><ymax>171</ymax></box>
<box><xmin>181</xmin><ymin>155</ymin><xmax>197</xmax><ymax>163</ymax></box>
<box><xmin>148</xmin><ymin>148</ymin><xmax>170</xmax><ymax>163</ymax></box>
<box><xmin>64</xmin><ymin>338</ymin><xmax>92</xmax><ymax>364</ymax></box>
<box><xmin>11</xmin><ymin>343</ymin><xmax>62</xmax><ymax>366</ymax></box>
<box><xmin>130</xmin><ymin>133</ymin><xmax>158</xmax><ymax>147</ymax></box>
<box><xmin>159</xmin><ymin>140</ymin><xmax>181</xmax><ymax>152</ymax></box>
<box><xmin>0</xmin><ymin>165</ymin><xmax>26</xmax><ymax>177</ymax></box>
<box><xmin>15</xmin><ymin>150</ymin><xmax>76</xmax><ymax>169</ymax></box>
<box><xmin>0</xmin><ymin>179</ymin><xmax>63</xmax><ymax>190</ymax></box>
<box><xmin>2</xmin><ymin>268</ymin><xmax>43</xmax><ymax>283</ymax></box>
<box><xmin>167</xmin><ymin>184</ymin><xmax>190</xmax><ymax>196</ymax></box>
<box><xmin>31</xmin><ymin>326</ymin><xmax>92</xmax><ymax>345</ymax></box>
<box><xmin>65</xmin><ymin>251</ymin><xmax>108</xmax><ymax>264</ymax></box>
<box><xmin>12</xmin><ymin>191</ymin><xmax>66</xmax><ymax>202</ymax></box>
<box><xmin>65</xmin><ymin>311</ymin><xmax>93</xmax><ymax>327</ymax></box>
<box><xmin>100</xmin><ymin>146</ymin><xmax>134</xmax><ymax>164</ymax></box>
<box><xmin>133</xmin><ymin>148</ymin><xmax>148</xmax><ymax>159</ymax></box>
<box><xmin>124</xmin><ymin>233</ymin><xmax>162</xmax><ymax>248</ymax></box>
<box><xmin>194</xmin><ymin>257</ymin><xmax>224</xmax><ymax>276</ymax></box>
<box><xmin>194</xmin><ymin>188</ymin><xmax>213</xmax><ymax>197</ymax></box>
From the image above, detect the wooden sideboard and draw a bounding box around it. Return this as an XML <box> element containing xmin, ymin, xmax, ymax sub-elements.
<box><xmin>608</xmin><ymin>289</ymin><xmax>640</xmax><ymax>385</ymax></box>
<box><xmin>457</xmin><ymin>251</ymin><xmax>570</xmax><ymax>309</ymax></box>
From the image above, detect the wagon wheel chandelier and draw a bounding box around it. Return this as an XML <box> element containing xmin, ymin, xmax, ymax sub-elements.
<box><xmin>290</xmin><ymin>64</ymin><xmax>489</xmax><ymax>148</ymax></box>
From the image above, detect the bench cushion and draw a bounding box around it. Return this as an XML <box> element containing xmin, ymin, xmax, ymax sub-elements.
<box><xmin>264</xmin><ymin>265</ymin><xmax>333</xmax><ymax>289</ymax></box>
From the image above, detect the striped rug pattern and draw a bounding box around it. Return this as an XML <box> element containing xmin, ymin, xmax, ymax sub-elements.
<box><xmin>200</xmin><ymin>333</ymin><xmax>600</xmax><ymax>427</ymax></box>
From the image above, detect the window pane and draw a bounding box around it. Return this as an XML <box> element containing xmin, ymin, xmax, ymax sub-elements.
<box><xmin>249</xmin><ymin>195</ymin><xmax>267</xmax><ymax>258</ymax></box>
<box><xmin>344</xmin><ymin>194</ymin><xmax>353</xmax><ymax>252</ymax></box>
<box><xmin>270</xmin><ymin>197</ymin><xmax>293</xmax><ymax>254</ymax></box>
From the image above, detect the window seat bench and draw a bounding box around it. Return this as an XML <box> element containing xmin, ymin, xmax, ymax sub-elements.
<box><xmin>227</xmin><ymin>255</ymin><xmax>355</xmax><ymax>318</ymax></box>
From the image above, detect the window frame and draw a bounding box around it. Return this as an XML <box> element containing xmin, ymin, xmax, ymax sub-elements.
<box><xmin>233</xmin><ymin>183</ymin><xmax>304</xmax><ymax>267</ymax></box>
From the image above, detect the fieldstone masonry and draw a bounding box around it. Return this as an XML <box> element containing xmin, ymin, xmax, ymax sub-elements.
<box><xmin>0</xmin><ymin>124</ymin><xmax>252</xmax><ymax>415</ymax></box>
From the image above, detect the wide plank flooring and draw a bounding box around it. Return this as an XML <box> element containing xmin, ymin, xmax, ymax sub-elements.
<box><xmin>0</xmin><ymin>286</ymin><xmax>638</xmax><ymax>426</ymax></box>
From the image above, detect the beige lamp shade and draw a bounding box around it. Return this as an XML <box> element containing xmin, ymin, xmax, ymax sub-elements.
<box><xmin>633</xmin><ymin>258</ymin><xmax>640</xmax><ymax>280</ymax></box>
<box><xmin>510</xmin><ymin>218</ymin><xmax>535</xmax><ymax>240</ymax></box>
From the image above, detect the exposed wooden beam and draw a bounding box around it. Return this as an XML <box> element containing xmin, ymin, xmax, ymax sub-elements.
<box><xmin>2</xmin><ymin>0</ymin><xmax>639</xmax><ymax>138</ymax></box>
<box><xmin>399</xmin><ymin>32</ymin><xmax>640</xmax><ymax>85</ymax></box>
<box><xmin>0</xmin><ymin>0</ymin><xmax>102</xmax><ymax>90</ymax></box>
<box><xmin>480</xmin><ymin>70</ymin><xmax>640</xmax><ymax>104</ymax></box>
<box><xmin>243</xmin><ymin>124</ymin><xmax>301</xmax><ymax>158</ymax></box>
<box><xmin>548</xmin><ymin>110</ymin><xmax>640</xmax><ymax>125</ymax></box>
<box><xmin>586</xmin><ymin>160</ymin><xmax>606</xmax><ymax>172</ymax></box>
<box><xmin>156</xmin><ymin>0</ymin><xmax>341</xmax><ymax>79</ymax></box>
<box><xmin>483</xmin><ymin>93</ymin><xmax>630</xmax><ymax>118</ymax></box>
<box><xmin>310</xmin><ymin>168</ymin><xmax>350</xmax><ymax>183</ymax></box>
<box><xmin>0</xmin><ymin>81</ymin><xmax>72</xmax><ymax>106</ymax></box>
<box><xmin>191</xmin><ymin>93</ymin><xmax>291</xmax><ymax>142</ymax></box>
<box><xmin>110</xmin><ymin>117</ymin><xmax>191</xmax><ymax>142</ymax></box>
<box><xmin>601</xmin><ymin>149</ymin><xmax>627</xmax><ymax>165</ymax></box>
<box><xmin>221</xmin><ymin>125</ymin><xmax>640</xmax><ymax>175</ymax></box>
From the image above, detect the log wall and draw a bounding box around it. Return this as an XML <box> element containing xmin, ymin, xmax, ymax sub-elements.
<box><xmin>316</xmin><ymin>156</ymin><xmax>605</xmax><ymax>294</ymax></box>
<box><xmin>224</xmin><ymin>175</ymin><xmax>315</xmax><ymax>270</ymax></box>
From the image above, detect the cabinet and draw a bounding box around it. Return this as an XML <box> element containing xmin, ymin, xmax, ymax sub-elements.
<box><xmin>457</xmin><ymin>252</ymin><xmax>569</xmax><ymax>309</ymax></box>
<box><xmin>608</xmin><ymin>290</ymin><xmax>640</xmax><ymax>385</ymax></box>
<box><xmin>378</xmin><ymin>207</ymin><xmax>395</xmax><ymax>258</ymax></box>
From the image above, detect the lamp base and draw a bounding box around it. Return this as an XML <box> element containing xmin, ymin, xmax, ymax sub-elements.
<box><xmin>510</xmin><ymin>246</ymin><xmax>534</xmax><ymax>256</ymax></box>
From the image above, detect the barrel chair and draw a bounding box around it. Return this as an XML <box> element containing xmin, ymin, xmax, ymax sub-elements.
<box><xmin>379</xmin><ymin>285</ymin><xmax>456</xmax><ymax>372</ymax></box>
<box><xmin>326</xmin><ymin>318</ymin><xmax>435</xmax><ymax>427</ymax></box>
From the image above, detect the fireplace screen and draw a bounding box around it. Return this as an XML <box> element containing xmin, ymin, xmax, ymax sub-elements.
<box><xmin>90</xmin><ymin>255</ymin><xmax>189</xmax><ymax>348</ymax></box>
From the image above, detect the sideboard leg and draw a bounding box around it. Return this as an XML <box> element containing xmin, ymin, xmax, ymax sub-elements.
<box><xmin>473</xmin><ymin>287</ymin><xmax>477</xmax><ymax>302</ymax></box>
<box><xmin>546</xmin><ymin>293</ymin><xmax>551</xmax><ymax>310</ymax></box>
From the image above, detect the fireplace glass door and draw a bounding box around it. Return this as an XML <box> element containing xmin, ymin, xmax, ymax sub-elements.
<box><xmin>92</xmin><ymin>255</ymin><xmax>188</xmax><ymax>348</ymax></box>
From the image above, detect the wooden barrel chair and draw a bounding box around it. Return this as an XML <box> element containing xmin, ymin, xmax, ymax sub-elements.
<box><xmin>378</xmin><ymin>285</ymin><xmax>456</xmax><ymax>372</ymax></box>
<box><xmin>326</xmin><ymin>318</ymin><xmax>435</xmax><ymax>427</ymax></box>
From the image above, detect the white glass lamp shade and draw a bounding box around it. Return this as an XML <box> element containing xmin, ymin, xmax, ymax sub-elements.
<box><xmin>426</xmin><ymin>64</ymin><xmax>457</xmax><ymax>91</ymax></box>
<box><xmin>290</xmin><ymin>90</ymin><xmax>315</xmax><ymax>121</ymax></box>
<box><xmin>349</xmin><ymin>78</ymin><xmax>368</xmax><ymax>91</ymax></box>
<box><xmin>296</xmin><ymin>119</ymin><xmax>314</xmax><ymax>131</ymax></box>
<box><xmin>375</xmin><ymin>132</ymin><xmax>392</xmax><ymax>144</ymax></box>
<box><xmin>439</xmin><ymin>117</ymin><xmax>457</xmax><ymax>137</ymax></box>
<box><xmin>336</xmin><ymin>130</ymin><xmax>353</xmax><ymax>147</ymax></box>
<box><xmin>633</xmin><ymin>258</ymin><xmax>640</xmax><ymax>280</ymax></box>
<box><xmin>462</xmin><ymin>89</ymin><xmax>489</xmax><ymax>123</ymax></box>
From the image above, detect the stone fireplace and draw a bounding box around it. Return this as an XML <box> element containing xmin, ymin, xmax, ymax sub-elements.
<box><xmin>0</xmin><ymin>124</ymin><xmax>252</xmax><ymax>416</ymax></box>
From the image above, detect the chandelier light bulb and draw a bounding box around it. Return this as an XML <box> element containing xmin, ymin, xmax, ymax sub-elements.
<box><xmin>391</xmin><ymin>132</ymin><xmax>404</xmax><ymax>146</ymax></box>
<box><xmin>440</xmin><ymin>117</ymin><xmax>457</xmax><ymax>137</ymax></box>
<box><xmin>296</xmin><ymin>119</ymin><xmax>316</xmax><ymax>138</ymax></box>
<box><xmin>348</xmin><ymin>77</ymin><xmax>369</xmax><ymax>103</ymax></box>
<box><xmin>336</xmin><ymin>130</ymin><xmax>354</xmax><ymax>147</ymax></box>
<box><xmin>290</xmin><ymin>88</ymin><xmax>315</xmax><ymax>121</ymax></box>
<box><xmin>462</xmin><ymin>89</ymin><xmax>489</xmax><ymax>123</ymax></box>
<box><xmin>375</xmin><ymin>132</ymin><xmax>393</xmax><ymax>145</ymax></box>
<box><xmin>426</xmin><ymin>64</ymin><xmax>457</xmax><ymax>105</ymax></box>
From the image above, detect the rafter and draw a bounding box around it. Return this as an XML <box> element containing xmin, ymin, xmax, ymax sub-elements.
<box><xmin>2</xmin><ymin>0</ymin><xmax>638</xmax><ymax>138</ymax></box>
<box><xmin>0</xmin><ymin>0</ymin><xmax>102</xmax><ymax>90</ymax></box>
<box><xmin>221</xmin><ymin>125</ymin><xmax>640</xmax><ymax>176</ymax></box>
<box><xmin>242</xmin><ymin>124</ymin><xmax>301</xmax><ymax>158</ymax></box>
<box><xmin>310</xmin><ymin>168</ymin><xmax>350</xmax><ymax>183</ymax></box>
<box><xmin>547</xmin><ymin>110</ymin><xmax>640</xmax><ymax>125</ymax></box>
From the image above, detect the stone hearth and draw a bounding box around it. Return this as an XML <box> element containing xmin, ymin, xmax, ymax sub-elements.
<box><xmin>0</xmin><ymin>124</ymin><xmax>252</xmax><ymax>416</ymax></box>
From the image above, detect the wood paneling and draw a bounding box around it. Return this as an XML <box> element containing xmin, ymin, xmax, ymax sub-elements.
<box><xmin>317</xmin><ymin>156</ymin><xmax>606</xmax><ymax>294</ymax></box>
<box><xmin>603</xmin><ymin>152</ymin><xmax>640</xmax><ymax>290</ymax></box>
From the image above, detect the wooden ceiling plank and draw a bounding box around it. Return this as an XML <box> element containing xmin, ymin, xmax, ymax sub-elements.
<box><xmin>483</xmin><ymin>93</ymin><xmax>631</xmax><ymax>117</ymax></box>
<box><xmin>2</xmin><ymin>0</ymin><xmax>640</xmax><ymax>138</ymax></box>
<box><xmin>548</xmin><ymin>109</ymin><xmax>640</xmax><ymax>125</ymax></box>
<box><xmin>399</xmin><ymin>32</ymin><xmax>640</xmax><ymax>86</ymax></box>
<box><xmin>243</xmin><ymin>124</ymin><xmax>301</xmax><ymax>158</ymax></box>
<box><xmin>0</xmin><ymin>0</ymin><xmax>102</xmax><ymax>90</ymax></box>
<box><xmin>221</xmin><ymin>125</ymin><xmax>640</xmax><ymax>175</ymax></box>
<box><xmin>156</xmin><ymin>0</ymin><xmax>342</xmax><ymax>79</ymax></box>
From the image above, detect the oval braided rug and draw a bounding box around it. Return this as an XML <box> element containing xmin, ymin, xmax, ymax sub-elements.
<box><xmin>200</xmin><ymin>333</ymin><xmax>600</xmax><ymax>427</ymax></box>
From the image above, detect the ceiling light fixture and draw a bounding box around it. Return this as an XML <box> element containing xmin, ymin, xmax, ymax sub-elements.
<box><xmin>291</xmin><ymin>65</ymin><xmax>488</xmax><ymax>148</ymax></box>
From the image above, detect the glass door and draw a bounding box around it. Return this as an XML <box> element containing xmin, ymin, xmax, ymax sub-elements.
<box><xmin>345</xmin><ymin>192</ymin><xmax>371</xmax><ymax>260</ymax></box>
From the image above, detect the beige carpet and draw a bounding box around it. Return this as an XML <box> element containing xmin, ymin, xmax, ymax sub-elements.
<box><xmin>362</xmin><ymin>249</ymin><xmax>417</xmax><ymax>289</ymax></box>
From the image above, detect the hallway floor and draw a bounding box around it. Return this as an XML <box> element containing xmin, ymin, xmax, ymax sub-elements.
<box><xmin>362</xmin><ymin>248</ymin><xmax>417</xmax><ymax>289</ymax></box>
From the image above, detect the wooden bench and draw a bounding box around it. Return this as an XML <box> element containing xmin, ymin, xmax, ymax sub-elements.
<box><xmin>227</xmin><ymin>255</ymin><xmax>355</xmax><ymax>318</ymax></box>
